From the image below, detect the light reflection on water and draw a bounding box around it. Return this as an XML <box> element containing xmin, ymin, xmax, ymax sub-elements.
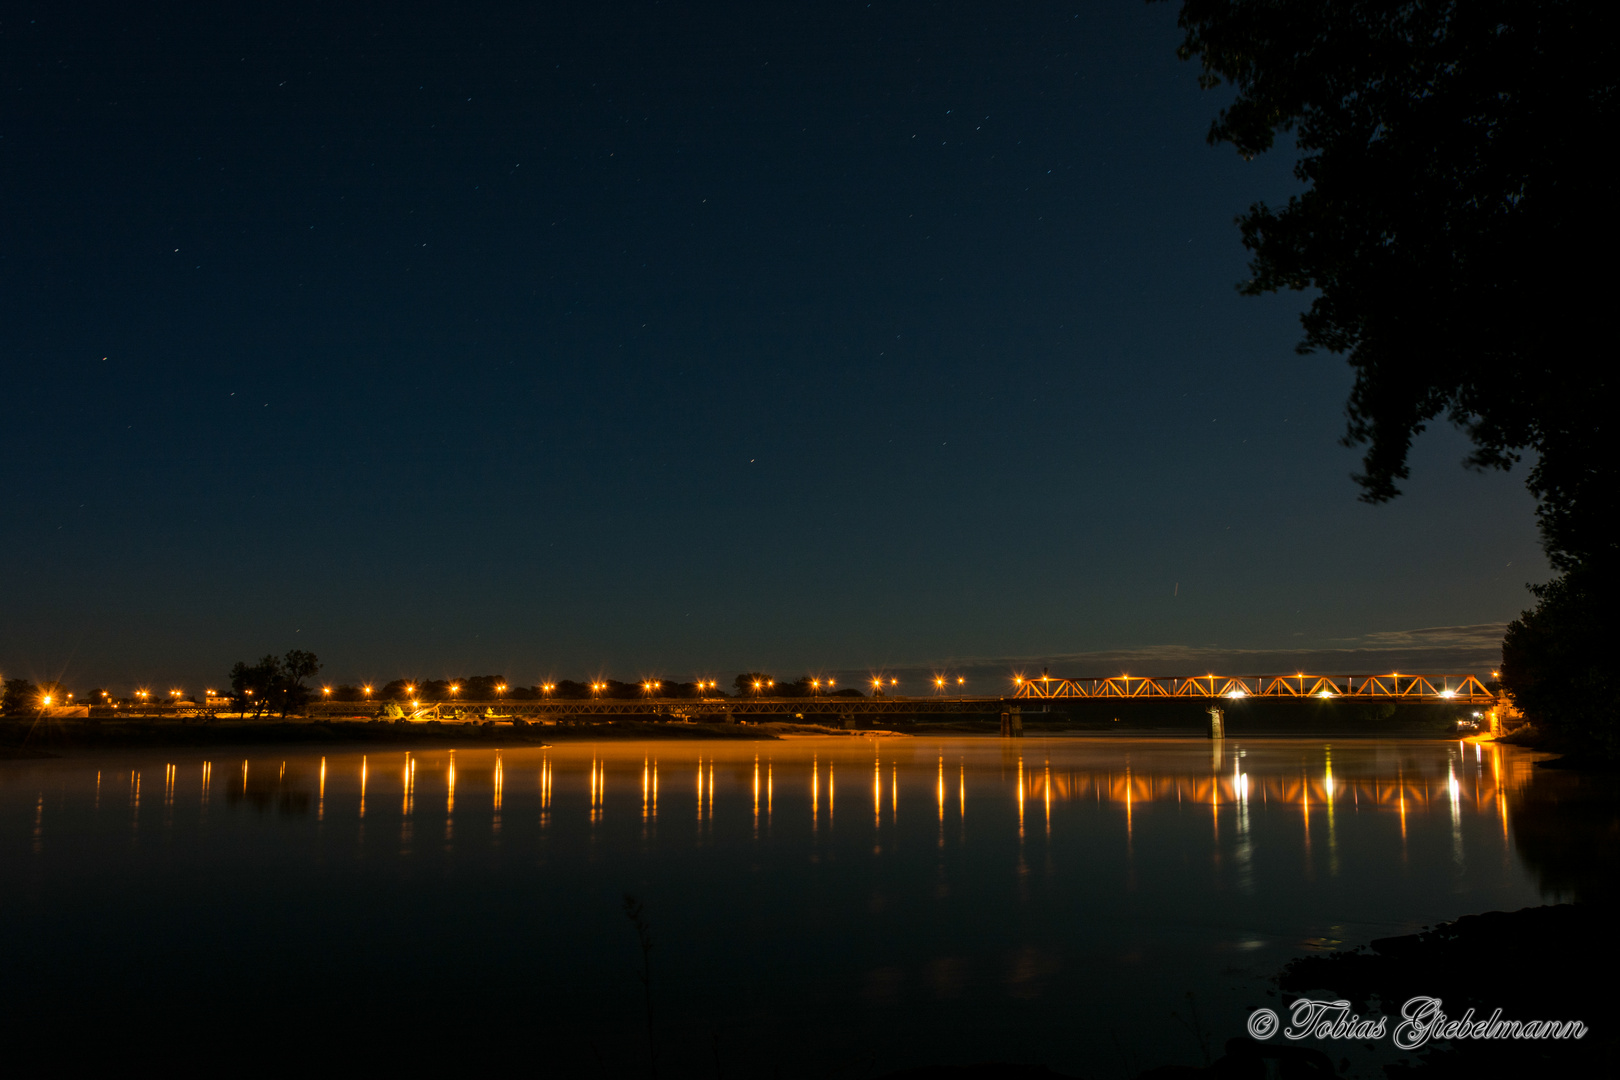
<box><xmin>1</xmin><ymin>738</ymin><xmax>1553</xmax><ymax>1075</ymax></box>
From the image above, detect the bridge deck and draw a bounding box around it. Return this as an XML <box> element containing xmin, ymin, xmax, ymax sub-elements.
<box><xmin>303</xmin><ymin>673</ymin><xmax>1497</xmax><ymax>719</ymax></box>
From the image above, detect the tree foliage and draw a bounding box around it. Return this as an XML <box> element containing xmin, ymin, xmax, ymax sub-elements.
<box><xmin>228</xmin><ymin>650</ymin><xmax>322</xmax><ymax>717</ymax></box>
<box><xmin>1</xmin><ymin>678</ymin><xmax>39</xmax><ymax>716</ymax></box>
<box><xmin>1172</xmin><ymin>0</ymin><xmax>1619</xmax><ymax>756</ymax></box>
<box><xmin>1500</xmin><ymin>566</ymin><xmax>1618</xmax><ymax>759</ymax></box>
<box><xmin>1171</xmin><ymin>0</ymin><xmax>1617</xmax><ymax>573</ymax></box>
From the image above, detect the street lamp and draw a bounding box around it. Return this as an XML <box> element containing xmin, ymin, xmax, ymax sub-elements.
<box><xmin>496</xmin><ymin>683</ymin><xmax>507</xmax><ymax>697</ymax></box>
<box><xmin>363</xmin><ymin>685</ymin><xmax>372</xmax><ymax>697</ymax></box>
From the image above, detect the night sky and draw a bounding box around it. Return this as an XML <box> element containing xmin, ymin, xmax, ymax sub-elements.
<box><xmin>2</xmin><ymin>2</ymin><xmax>1546</xmax><ymax>693</ymax></box>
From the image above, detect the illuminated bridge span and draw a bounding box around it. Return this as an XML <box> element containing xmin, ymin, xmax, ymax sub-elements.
<box><xmin>303</xmin><ymin>672</ymin><xmax>1498</xmax><ymax>721</ymax></box>
<box><xmin>1012</xmin><ymin>673</ymin><xmax>1496</xmax><ymax>704</ymax></box>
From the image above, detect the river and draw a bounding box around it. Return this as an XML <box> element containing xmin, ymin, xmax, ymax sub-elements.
<box><xmin>0</xmin><ymin>737</ymin><xmax>1550</xmax><ymax>1076</ymax></box>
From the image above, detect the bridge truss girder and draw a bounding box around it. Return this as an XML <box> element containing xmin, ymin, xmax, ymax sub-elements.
<box><xmin>1011</xmin><ymin>674</ymin><xmax>1495</xmax><ymax>704</ymax></box>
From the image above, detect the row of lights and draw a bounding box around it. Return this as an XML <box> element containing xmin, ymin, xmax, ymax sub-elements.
<box><xmin>312</xmin><ymin>677</ymin><xmax>931</xmax><ymax>698</ymax></box>
<box><xmin>33</xmin><ymin>675</ymin><xmax>976</xmax><ymax>705</ymax></box>
<box><xmin>25</xmin><ymin>668</ymin><xmax>1503</xmax><ymax>710</ymax></box>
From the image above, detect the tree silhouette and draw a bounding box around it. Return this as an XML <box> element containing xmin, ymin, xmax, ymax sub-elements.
<box><xmin>1173</xmin><ymin>0</ymin><xmax>1618</xmax><ymax>754</ymax></box>
<box><xmin>1171</xmin><ymin>0</ymin><xmax>1616</xmax><ymax>573</ymax></box>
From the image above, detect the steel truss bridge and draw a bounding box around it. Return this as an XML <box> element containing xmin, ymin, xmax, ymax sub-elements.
<box><xmin>1010</xmin><ymin>673</ymin><xmax>1496</xmax><ymax>704</ymax></box>
<box><xmin>304</xmin><ymin>673</ymin><xmax>1497</xmax><ymax>721</ymax></box>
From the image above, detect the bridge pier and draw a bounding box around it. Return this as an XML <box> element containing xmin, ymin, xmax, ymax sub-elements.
<box><xmin>1000</xmin><ymin>706</ymin><xmax>1022</xmax><ymax>738</ymax></box>
<box><xmin>1207</xmin><ymin>706</ymin><xmax>1225</xmax><ymax>739</ymax></box>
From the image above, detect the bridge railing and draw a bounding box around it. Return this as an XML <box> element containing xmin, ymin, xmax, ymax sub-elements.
<box><xmin>1011</xmin><ymin>674</ymin><xmax>1495</xmax><ymax>703</ymax></box>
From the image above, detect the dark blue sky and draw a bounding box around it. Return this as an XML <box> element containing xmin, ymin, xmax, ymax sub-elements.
<box><xmin>2</xmin><ymin>2</ymin><xmax>1545</xmax><ymax>693</ymax></box>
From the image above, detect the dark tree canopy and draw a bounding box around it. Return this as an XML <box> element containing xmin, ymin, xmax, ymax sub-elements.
<box><xmin>1</xmin><ymin>678</ymin><xmax>39</xmax><ymax>716</ymax></box>
<box><xmin>1172</xmin><ymin>0</ymin><xmax>1617</xmax><ymax>572</ymax></box>
<box><xmin>1500</xmin><ymin>565</ymin><xmax>1616</xmax><ymax>759</ymax></box>
<box><xmin>228</xmin><ymin>650</ymin><xmax>322</xmax><ymax>717</ymax></box>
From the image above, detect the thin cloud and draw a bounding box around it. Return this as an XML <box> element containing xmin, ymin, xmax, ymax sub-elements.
<box><xmin>840</xmin><ymin>625</ymin><xmax>1507</xmax><ymax>688</ymax></box>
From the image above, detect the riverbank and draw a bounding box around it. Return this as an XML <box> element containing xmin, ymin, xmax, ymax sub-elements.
<box><xmin>0</xmin><ymin>716</ymin><xmax>923</xmax><ymax>754</ymax></box>
<box><xmin>0</xmin><ymin>714</ymin><xmax>1484</xmax><ymax>755</ymax></box>
<box><xmin>1134</xmin><ymin>748</ymin><xmax>1618</xmax><ymax>1077</ymax></box>
<box><xmin>1129</xmin><ymin>902</ymin><xmax>1614</xmax><ymax>1078</ymax></box>
<box><xmin>874</xmin><ymin>903</ymin><xmax>1614</xmax><ymax>1080</ymax></box>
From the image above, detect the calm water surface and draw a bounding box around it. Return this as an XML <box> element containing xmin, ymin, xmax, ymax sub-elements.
<box><xmin>1</xmin><ymin>737</ymin><xmax>1550</xmax><ymax>1075</ymax></box>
